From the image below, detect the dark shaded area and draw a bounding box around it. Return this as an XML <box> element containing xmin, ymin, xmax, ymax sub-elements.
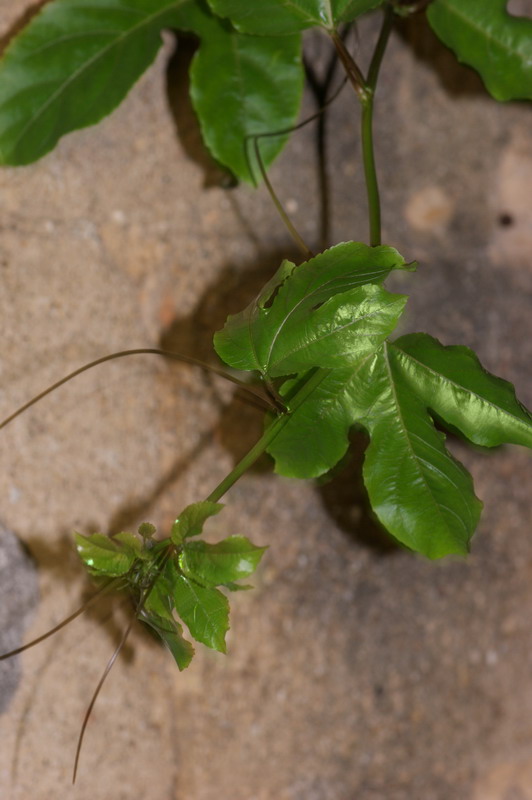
<box><xmin>318</xmin><ymin>432</ymin><xmax>402</xmax><ymax>555</ymax></box>
<box><xmin>498</xmin><ymin>212</ymin><xmax>515</xmax><ymax>227</ymax></box>
<box><xmin>165</xmin><ymin>32</ymin><xmax>236</xmax><ymax>189</ymax></box>
<box><xmin>303</xmin><ymin>31</ymin><xmax>344</xmax><ymax>251</ymax></box>
<box><xmin>395</xmin><ymin>11</ymin><xmax>487</xmax><ymax>98</ymax></box>
<box><xmin>0</xmin><ymin>0</ymin><xmax>48</xmax><ymax>54</ymax></box>
<box><xmin>159</xmin><ymin>248</ymin><xmax>296</xmax><ymax>470</ymax></box>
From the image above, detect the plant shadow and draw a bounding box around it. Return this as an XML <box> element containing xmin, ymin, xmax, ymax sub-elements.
<box><xmin>395</xmin><ymin>11</ymin><xmax>486</xmax><ymax>98</ymax></box>
<box><xmin>165</xmin><ymin>31</ymin><xmax>237</xmax><ymax>189</ymax></box>
<box><xmin>317</xmin><ymin>433</ymin><xmax>401</xmax><ymax>556</ymax></box>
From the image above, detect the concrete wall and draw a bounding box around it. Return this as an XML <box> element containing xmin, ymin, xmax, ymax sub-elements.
<box><xmin>0</xmin><ymin>4</ymin><xmax>531</xmax><ymax>798</ymax></box>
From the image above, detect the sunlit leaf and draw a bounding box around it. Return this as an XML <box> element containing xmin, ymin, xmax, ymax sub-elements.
<box><xmin>267</xmin><ymin>331</ymin><xmax>532</xmax><ymax>558</ymax></box>
<box><xmin>169</xmin><ymin>563</ymin><xmax>230</xmax><ymax>652</ymax></box>
<box><xmin>427</xmin><ymin>0</ymin><xmax>532</xmax><ymax>101</ymax></box>
<box><xmin>74</xmin><ymin>531</ymin><xmax>136</xmax><ymax>576</ymax></box>
<box><xmin>358</xmin><ymin>346</ymin><xmax>482</xmax><ymax>559</ymax></box>
<box><xmin>392</xmin><ymin>333</ymin><xmax>532</xmax><ymax>449</ymax></box>
<box><xmin>214</xmin><ymin>242</ymin><xmax>411</xmax><ymax>377</ymax></box>
<box><xmin>179</xmin><ymin>535</ymin><xmax>267</xmax><ymax>586</ymax></box>
<box><xmin>171</xmin><ymin>501</ymin><xmax>224</xmax><ymax>546</ymax></box>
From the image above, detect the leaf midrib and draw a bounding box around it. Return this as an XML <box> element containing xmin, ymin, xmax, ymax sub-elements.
<box><xmin>393</xmin><ymin>344</ymin><xmax>532</xmax><ymax>438</ymax></box>
<box><xmin>262</xmin><ymin>268</ymin><xmax>389</xmax><ymax>373</ymax></box>
<box><xmin>6</xmin><ymin>0</ymin><xmax>181</xmax><ymax>156</ymax></box>
<box><xmin>381</xmin><ymin>343</ymin><xmax>468</xmax><ymax>549</ymax></box>
<box><xmin>268</xmin><ymin>294</ymin><xmax>400</xmax><ymax>372</ymax></box>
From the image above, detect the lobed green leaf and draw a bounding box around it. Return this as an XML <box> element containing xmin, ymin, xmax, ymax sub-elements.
<box><xmin>174</xmin><ymin>1</ymin><xmax>304</xmax><ymax>182</ymax></box>
<box><xmin>179</xmin><ymin>535</ymin><xmax>267</xmax><ymax>586</ymax></box>
<box><xmin>359</xmin><ymin>346</ymin><xmax>482</xmax><ymax>559</ymax></box>
<box><xmin>427</xmin><ymin>0</ymin><xmax>532</xmax><ymax>101</ymax></box>
<box><xmin>169</xmin><ymin>563</ymin><xmax>230</xmax><ymax>652</ymax></box>
<box><xmin>143</xmin><ymin>566</ymin><xmax>176</xmax><ymax>619</ymax></box>
<box><xmin>206</xmin><ymin>0</ymin><xmax>384</xmax><ymax>35</ymax></box>
<box><xmin>267</xmin><ymin>366</ymin><xmax>361</xmax><ymax>479</ymax></box>
<box><xmin>0</xmin><ymin>0</ymin><xmax>186</xmax><ymax>165</ymax></box>
<box><xmin>214</xmin><ymin>242</ymin><xmax>411</xmax><ymax>377</ymax></box>
<box><xmin>171</xmin><ymin>501</ymin><xmax>224</xmax><ymax>546</ymax></box>
<box><xmin>392</xmin><ymin>333</ymin><xmax>532</xmax><ymax>449</ymax></box>
<box><xmin>140</xmin><ymin>609</ymin><xmax>195</xmax><ymax>670</ymax></box>
<box><xmin>74</xmin><ymin>531</ymin><xmax>136</xmax><ymax>576</ymax></box>
<box><xmin>268</xmin><ymin>331</ymin><xmax>532</xmax><ymax>557</ymax></box>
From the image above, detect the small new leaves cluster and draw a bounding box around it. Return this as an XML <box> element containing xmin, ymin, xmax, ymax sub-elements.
<box><xmin>75</xmin><ymin>502</ymin><xmax>266</xmax><ymax>670</ymax></box>
<box><xmin>215</xmin><ymin>243</ymin><xmax>532</xmax><ymax>559</ymax></box>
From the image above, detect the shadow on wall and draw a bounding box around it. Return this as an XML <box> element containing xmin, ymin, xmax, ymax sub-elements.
<box><xmin>395</xmin><ymin>12</ymin><xmax>487</xmax><ymax>98</ymax></box>
<box><xmin>165</xmin><ymin>31</ymin><xmax>238</xmax><ymax>189</ymax></box>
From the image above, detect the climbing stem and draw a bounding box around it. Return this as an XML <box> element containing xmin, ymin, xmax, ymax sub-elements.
<box><xmin>362</xmin><ymin>4</ymin><xmax>394</xmax><ymax>246</ymax></box>
<box><xmin>332</xmin><ymin>5</ymin><xmax>395</xmax><ymax>247</ymax></box>
<box><xmin>205</xmin><ymin>368</ymin><xmax>330</xmax><ymax>504</ymax></box>
<box><xmin>360</xmin><ymin>98</ymin><xmax>380</xmax><ymax>246</ymax></box>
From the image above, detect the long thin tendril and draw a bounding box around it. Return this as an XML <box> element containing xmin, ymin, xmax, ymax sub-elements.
<box><xmin>244</xmin><ymin>75</ymin><xmax>347</xmax><ymax>259</ymax></box>
<box><xmin>0</xmin><ymin>579</ymin><xmax>121</xmax><ymax>661</ymax></box>
<box><xmin>72</xmin><ymin>607</ymin><xmax>137</xmax><ymax>784</ymax></box>
<box><xmin>0</xmin><ymin>347</ymin><xmax>275</xmax><ymax>435</ymax></box>
<box><xmin>72</xmin><ymin>546</ymin><xmax>173</xmax><ymax>783</ymax></box>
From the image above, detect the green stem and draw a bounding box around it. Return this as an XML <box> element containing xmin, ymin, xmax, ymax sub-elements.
<box><xmin>206</xmin><ymin>368</ymin><xmax>330</xmax><ymax>503</ymax></box>
<box><xmin>360</xmin><ymin>100</ymin><xmax>380</xmax><ymax>247</ymax></box>
<box><xmin>361</xmin><ymin>5</ymin><xmax>395</xmax><ymax>247</ymax></box>
<box><xmin>332</xmin><ymin>6</ymin><xmax>395</xmax><ymax>247</ymax></box>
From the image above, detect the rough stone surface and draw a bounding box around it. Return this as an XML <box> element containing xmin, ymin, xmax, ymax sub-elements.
<box><xmin>0</xmin><ymin>523</ymin><xmax>38</xmax><ymax>713</ymax></box>
<box><xmin>0</xmin><ymin>4</ymin><xmax>531</xmax><ymax>800</ymax></box>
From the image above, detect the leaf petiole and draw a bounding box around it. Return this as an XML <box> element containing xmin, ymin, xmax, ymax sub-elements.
<box><xmin>206</xmin><ymin>367</ymin><xmax>330</xmax><ymax>504</ymax></box>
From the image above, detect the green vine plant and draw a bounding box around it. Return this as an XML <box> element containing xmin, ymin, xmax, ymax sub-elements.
<box><xmin>0</xmin><ymin>0</ymin><xmax>531</xmax><ymax>782</ymax></box>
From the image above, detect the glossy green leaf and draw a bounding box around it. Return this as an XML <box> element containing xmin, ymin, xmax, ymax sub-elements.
<box><xmin>268</xmin><ymin>344</ymin><xmax>483</xmax><ymax>558</ymax></box>
<box><xmin>358</xmin><ymin>347</ymin><xmax>482</xmax><ymax>559</ymax></box>
<box><xmin>173</xmin><ymin>1</ymin><xmax>303</xmax><ymax>182</ymax></box>
<box><xmin>392</xmin><ymin>334</ymin><xmax>532</xmax><ymax>449</ymax></box>
<box><xmin>207</xmin><ymin>0</ymin><xmax>384</xmax><ymax>35</ymax></box>
<box><xmin>74</xmin><ymin>531</ymin><xmax>136</xmax><ymax>576</ymax></box>
<box><xmin>267</xmin><ymin>366</ymin><xmax>358</xmax><ymax>478</ymax></box>
<box><xmin>214</xmin><ymin>242</ymin><xmax>411</xmax><ymax>377</ymax></box>
<box><xmin>0</xmin><ymin>0</ymin><xmax>185</xmax><ymax>165</ymax></box>
<box><xmin>427</xmin><ymin>0</ymin><xmax>532</xmax><ymax>101</ymax></box>
<box><xmin>171</xmin><ymin>501</ymin><xmax>224</xmax><ymax>545</ymax></box>
<box><xmin>170</xmin><ymin>565</ymin><xmax>229</xmax><ymax>652</ymax></box>
<box><xmin>179</xmin><ymin>535</ymin><xmax>267</xmax><ymax>586</ymax></box>
<box><xmin>140</xmin><ymin>610</ymin><xmax>195</xmax><ymax>670</ymax></box>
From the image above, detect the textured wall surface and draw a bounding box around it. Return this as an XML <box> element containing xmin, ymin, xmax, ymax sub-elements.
<box><xmin>0</xmin><ymin>3</ymin><xmax>531</xmax><ymax>799</ymax></box>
